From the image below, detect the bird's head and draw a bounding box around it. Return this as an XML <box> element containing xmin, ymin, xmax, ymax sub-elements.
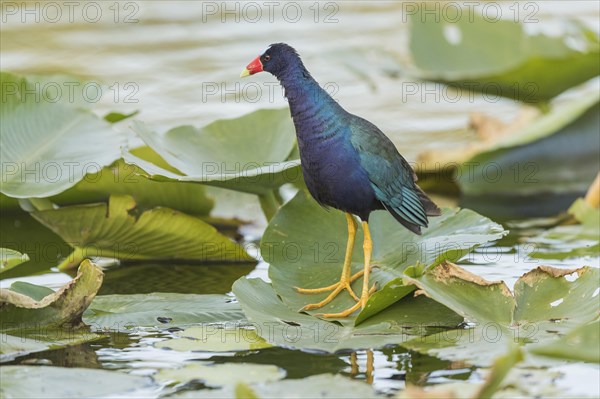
<box><xmin>240</xmin><ymin>43</ymin><xmax>302</xmax><ymax>78</ymax></box>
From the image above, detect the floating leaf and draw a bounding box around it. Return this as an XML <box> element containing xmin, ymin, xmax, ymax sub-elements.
<box><xmin>51</xmin><ymin>146</ymin><xmax>214</xmax><ymax>216</ymax></box>
<box><xmin>208</xmin><ymin>347</ymin><xmax>348</xmax><ymax>380</ymax></box>
<box><xmin>0</xmin><ymin>328</ymin><xmax>101</xmax><ymax>363</ymax></box>
<box><xmin>475</xmin><ymin>345</ymin><xmax>524</xmax><ymax>399</ymax></box>
<box><xmin>235</xmin><ymin>383</ymin><xmax>259</xmax><ymax>399</ymax></box>
<box><xmin>399</xmin><ymin>346</ymin><xmax>524</xmax><ymax>399</ymax></box>
<box><xmin>0</xmin><ymin>248</ymin><xmax>29</xmax><ymax>275</ymax></box>
<box><xmin>583</xmin><ymin>172</ymin><xmax>600</xmax><ymax>208</ymax></box>
<box><xmin>232</xmin><ymin>277</ymin><xmax>462</xmax><ymax>353</ymax></box>
<box><xmin>569</xmin><ymin>197</ymin><xmax>600</xmax><ymax>226</ymax></box>
<box><xmin>55</xmin><ymin>158</ymin><xmax>214</xmax><ymax>217</ymax></box>
<box><xmin>98</xmin><ymin>263</ymin><xmax>254</xmax><ymax>295</ymax></box>
<box><xmin>403</xmin><ymin>262</ymin><xmax>599</xmax><ymax>365</ymax></box>
<box><xmin>103</xmin><ymin>110</ymin><xmax>139</xmax><ymax>123</ymax></box>
<box><xmin>528</xmin><ymin>224</ymin><xmax>600</xmax><ymax>261</ymax></box>
<box><xmin>0</xmin><ymin>209</ymin><xmax>72</xmax><ymax>278</ymax></box>
<box><xmin>458</xmin><ymin>93</ymin><xmax>600</xmax><ymax>195</ymax></box>
<box><xmin>417</xmin><ymin>92</ymin><xmax>594</xmax><ymax>170</ymax></box>
<box><xmin>154</xmin><ymin>362</ymin><xmax>285</xmax><ymax>387</ymax></box>
<box><xmin>0</xmin><ymin>72</ymin><xmax>124</xmax><ymax>198</ymax></box>
<box><xmin>0</xmin><ymin>366</ymin><xmax>154</xmax><ymax>398</ymax></box>
<box><xmin>456</xmin><ymin>96</ymin><xmax>600</xmax><ymax>217</ymax></box>
<box><xmin>7</xmin><ymin>281</ymin><xmax>53</xmax><ymax>301</ymax></box>
<box><xmin>83</xmin><ymin>293</ymin><xmax>246</xmax><ymax>331</ymax></box>
<box><xmin>404</xmin><ymin>367</ymin><xmax>568</xmax><ymax>399</ymax></box>
<box><xmin>527</xmin><ymin>198</ymin><xmax>600</xmax><ymax>260</ymax></box>
<box><xmin>0</xmin><ymin>72</ymin><xmax>108</xmax><ymax>107</ymax></box>
<box><xmin>400</xmin><ymin>382</ymin><xmax>477</xmax><ymax>399</ymax></box>
<box><xmin>124</xmin><ymin>109</ymin><xmax>302</xmax><ymax>197</ymax></box>
<box><xmin>0</xmin><ymin>260</ymin><xmax>103</xmax><ymax>329</ymax></box>
<box><xmin>30</xmin><ymin>194</ymin><xmax>252</xmax><ymax>270</ymax></box>
<box><xmin>156</xmin><ymin>326</ymin><xmax>272</xmax><ymax>352</ymax></box>
<box><xmin>262</xmin><ymin>190</ymin><xmax>505</xmax><ymax>324</ymax></box>
<box><xmin>530</xmin><ymin>320</ymin><xmax>600</xmax><ymax>363</ymax></box>
<box><xmin>408</xmin><ymin>10</ymin><xmax>600</xmax><ymax>102</ymax></box>
<box><xmin>169</xmin><ymin>374</ymin><xmax>378</xmax><ymax>399</ymax></box>
<box><xmin>415</xmin><ymin>90</ymin><xmax>600</xmax><ymax>219</ymax></box>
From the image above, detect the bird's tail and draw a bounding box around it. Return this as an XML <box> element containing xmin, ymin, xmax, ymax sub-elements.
<box><xmin>383</xmin><ymin>184</ymin><xmax>442</xmax><ymax>235</ymax></box>
<box><xmin>415</xmin><ymin>184</ymin><xmax>441</xmax><ymax>216</ymax></box>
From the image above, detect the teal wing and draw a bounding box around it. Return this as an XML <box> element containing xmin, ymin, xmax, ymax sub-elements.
<box><xmin>348</xmin><ymin>115</ymin><xmax>438</xmax><ymax>233</ymax></box>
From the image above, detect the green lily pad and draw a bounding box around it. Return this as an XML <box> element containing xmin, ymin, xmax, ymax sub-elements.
<box><xmin>232</xmin><ymin>277</ymin><xmax>462</xmax><ymax>353</ymax></box>
<box><xmin>256</xmin><ymin>373</ymin><xmax>378</xmax><ymax>398</ymax></box>
<box><xmin>83</xmin><ymin>293</ymin><xmax>246</xmax><ymax>331</ymax></box>
<box><xmin>398</xmin><ymin>346</ymin><xmax>531</xmax><ymax>399</ymax></box>
<box><xmin>169</xmin><ymin>374</ymin><xmax>379</xmax><ymax>399</ymax></box>
<box><xmin>125</xmin><ymin>108</ymin><xmax>301</xmax><ymax>196</ymax></box>
<box><xmin>156</xmin><ymin>326</ymin><xmax>272</xmax><ymax>352</ymax></box>
<box><xmin>403</xmin><ymin>262</ymin><xmax>599</xmax><ymax>365</ymax></box>
<box><xmin>0</xmin><ymin>260</ymin><xmax>103</xmax><ymax>329</ymax></box>
<box><xmin>235</xmin><ymin>383</ymin><xmax>259</xmax><ymax>399</ymax></box>
<box><xmin>98</xmin><ymin>263</ymin><xmax>254</xmax><ymax>295</ymax></box>
<box><xmin>530</xmin><ymin>320</ymin><xmax>600</xmax><ymax>363</ymax></box>
<box><xmin>415</xmin><ymin>89</ymin><xmax>599</xmax><ymax>219</ymax></box>
<box><xmin>154</xmin><ymin>362</ymin><xmax>285</xmax><ymax>387</ymax></box>
<box><xmin>408</xmin><ymin>10</ymin><xmax>600</xmax><ymax>102</ymax></box>
<box><xmin>528</xmin><ymin>224</ymin><xmax>600</xmax><ymax>261</ymax></box>
<box><xmin>0</xmin><ymin>72</ymin><xmax>123</xmax><ymax>198</ymax></box>
<box><xmin>475</xmin><ymin>345</ymin><xmax>524</xmax><ymax>399</ymax></box>
<box><xmin>0</xmin><ymin>366</ymin><xmax>154</xmax><ymax>398</ymax></box>
<box><xmin>0</xmin><ymin>208</ymin><xmax>74</xmax><ymax>278</ymax></box>
<box><xmin>569</xmin><ymin>197</ymin><xmax>600</xmax><ymax>226</ymax></box>
<box><xmin>104</xmin><ymin>110</ymin><xmax>139</xmax><ymax>123</ymax></box>
<box><xmin>208</xmin><ymin>347</ymin><xmax>348</xmax><ymax>380</ymax></box>
<box><xmin>0</xmin><ymin>72</ymin><xmax>109</xmax><ymax>107</ymax></box>
<box><xmin>399</xmin><ymin>382</ymin><xmax>478</xmax><ymax>399</ymax></box>
<box><xmin>54</xmin><ymin>158</ymin><xmax>215</xmax><ymax>217</ymax></box>
<box><xmin>262</xmin><ymin>190</ymin><xmax>505</xmax><ymax>324</ymax></box>
<box><xmin>0</xmin><ymin>248</ymin><xmax>29</xmax><ymax>275</ymax></box>
<box><xmin>30</xmin><ymin>194</ymin><xmax>252</xmax><ymax>270</ymax></box>
<box><xmin>420</xmin><ymin>91</ymin><xmax>597</xmax><ymax>169</ymax></box>
<box><xmin>528</xmin><ymin>198</ymin><xmax>600</xmax><ymax>260</ymax></box>
<box><xmin>456</xmin><ymin>95</ymin><xmax>600</xmax><ymax>217</ymax></box>
<box><xmin>50</xmin><ymin>145</ymin><xmax>215</xmax><ymax>216</ymax></box>
<box><xmin>1</xmin><ymin>328</ymin><xmax>101</xmax><ymax>363</ymax></box>
<box><xmin>7</xmin><ymin>281</ymin><xmax>54</xmax><ymax>301</ymax></box>
<box><xmin>403</xmin><ymin>367</ymin><xmax>569</xmax><ymax>399</ymax></box>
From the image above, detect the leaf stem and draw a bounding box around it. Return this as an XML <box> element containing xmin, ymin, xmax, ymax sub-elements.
<box><xmin>258</xmin><ymin>190</ymin><xmax>282</xmax><ymax>221</ymax></box>
<box><xmin>536</xmin><ymin>101</ymin><xmax>551</xmax><ymax>114</ymax></box>
<box><xmin>57</xmin><ymin>247</ymin><xmax>87</xmax><ymax>271</ymax></box>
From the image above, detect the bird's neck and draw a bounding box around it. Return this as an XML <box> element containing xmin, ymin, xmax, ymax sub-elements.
<box><xmin>276</xmin><ymin>67</ymin><xmax>346</xmax><ymax>139</ymax></box>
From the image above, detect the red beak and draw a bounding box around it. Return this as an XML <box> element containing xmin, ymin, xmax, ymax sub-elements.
<box><xmin>240</xmin><ymin>56</ymin><xmax>263</xmax><ymax>77</ymax></box>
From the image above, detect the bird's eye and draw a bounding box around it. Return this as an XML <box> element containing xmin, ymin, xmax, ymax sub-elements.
<box><xmin>264</xmin><ymin>55</ymin><xmax>271</xmax><ymax>62</ymax></box>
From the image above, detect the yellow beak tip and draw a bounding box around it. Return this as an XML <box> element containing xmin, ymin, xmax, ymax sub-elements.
<box><xmin>240</xmin><ymin>69</ymin><xmax>251</xmax><ymax>78</ymax></box>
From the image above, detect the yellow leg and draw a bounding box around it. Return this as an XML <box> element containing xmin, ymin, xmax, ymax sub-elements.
<box><xmin>317</xmin><ymin>221</ymin><xmax>376</xmax><ymax>318</ymax></box>
<box><xmin>350</xmin><ymin>352</ymin><xmax>358</xmax><ymax>376</ymax></box>
<box><xmin>366</xmin><ymin>350</ymin><xmax>374</xmax><ymax>384</ymax></box>
<box><xmin>295</xmin><ymin>213</ymin><xmax>363</xmax><ymax>310</ymax></box>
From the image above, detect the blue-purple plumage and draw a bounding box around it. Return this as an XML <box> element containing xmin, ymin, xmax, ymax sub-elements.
<box><xmin>260</xmin><ymin>43</ymin><xmax>440</xmax><ymax>234</ymax></box>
